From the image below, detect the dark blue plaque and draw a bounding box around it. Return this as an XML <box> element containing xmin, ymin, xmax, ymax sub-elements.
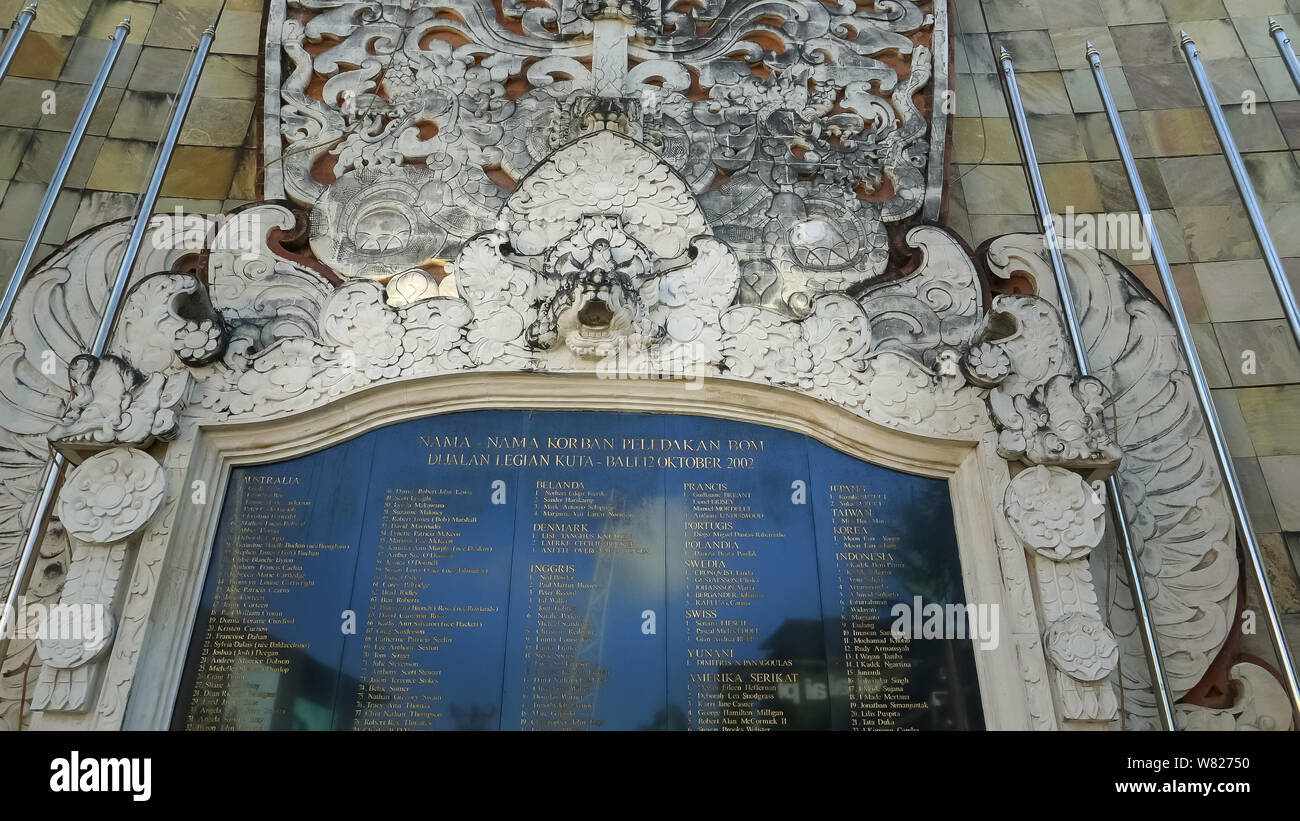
<box><xmin>173</xmin><ymin>410</ymin><xmax>984</xmax><ymax>730</ymax></box>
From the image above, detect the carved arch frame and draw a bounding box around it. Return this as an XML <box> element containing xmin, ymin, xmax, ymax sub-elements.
<box><xmin>111</xmin><ymin>372</ymin><xmax>1042</xmax><ymax>731</ymax></box>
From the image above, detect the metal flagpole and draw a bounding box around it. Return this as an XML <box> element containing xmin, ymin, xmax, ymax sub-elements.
<box><xmin>1181</xmin><ymin>31</ymin><xmax>1300</xmax><ymax>350</ymax></box>
<box><xmin>0</xmin><ymin>23</ymin><xmax>219</xmax><ymax>655</ymax></box>
<box><xmin>0</xmin><ymin>2</ymin><xmax>37</xmax><ymax>86</ymax></box>
<box><xmin>998</xmin><ymin>45</ymin><xmax>1177</xmax><ymax>730</ymax></box>
<box><xmin>1173</xmin><ymin>36</ymin><xmax>1300</xmax><ymax>722</ymax></box>
<box><xmin>1270</xmin><ymin>19</ymin><xmax>1300</xmax><ymax>92</ymax></box>
<box><xmin>0</xmin><ymin>18</ymin><xmax>131</xmax><ymax>328</ymax></box>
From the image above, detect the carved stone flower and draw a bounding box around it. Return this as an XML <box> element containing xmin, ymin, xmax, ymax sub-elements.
<box><xmin>174</xmin><ymin>319</ymin><xmax>224</xmax><ymax>363</ymax></box>
<box><xmin>965</xmin><ymin>341</ymin><xmax>1011</xmax><ymax>386</ymax></box>
<box><xmin>57</xmin><ymin>448</ymin><xmax>166</xmax><ymax>544</ymax></box>
<box><xmin>1045</xmin><ymin>614</ymin><xmax>1119</xmax><ymax>682</ymax></box>
<box><xmin>1004</xmin><ymin>465</ymin><xmax>1105</xmax><ymax>561</ymax></box>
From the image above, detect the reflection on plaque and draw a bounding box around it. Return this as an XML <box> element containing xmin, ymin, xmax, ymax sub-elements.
<box><xmin>173</xmin><ymin>410</ymin><xmax>984</xmax><ymax>730</ymax></box>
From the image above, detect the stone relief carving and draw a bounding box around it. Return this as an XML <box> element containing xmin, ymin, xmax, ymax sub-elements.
<box><xmin>985</xmin><ymin>235</ymin><xmax>1243</xmax><ymax>730</ymax></box>
<box><xmin>269</xmin><ymin>0</ymin><xmax>941</xmax><ymax>312</ymax></box>
<box><xmin>1005</xmin><ymin>465</ymin><xmax>1106</xmax><ymax>562</ymax></box>
<box><xmin>31</xmin><ymin>447</ymin><xmax>165</xmax><ymax>713</ymax></box>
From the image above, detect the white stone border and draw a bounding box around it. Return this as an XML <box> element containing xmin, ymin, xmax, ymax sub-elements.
<box><xmin>122</xmin><ymin>372</ymin><xmax>1039</xmax><ymax>731</ymax></box>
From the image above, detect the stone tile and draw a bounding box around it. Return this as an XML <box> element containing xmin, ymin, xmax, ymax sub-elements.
<box><xmin>1236</xmin><ymin>457</ymin><xmax>1284</xmax><ymax>531</ymax></box>
<box><xmin>1259</xmin><ymin>455</ymin><xmax>1300</xmax><ymax>529</ymax></box>
<box><xmin>0</xmin><ymin>77</ymin><xmax>53</xmax><ymax>128</ymax></box>
<box><xmin>31</xmin><ymin>84</ymin><xmax>124</xmax><ymax>136</ymax></box>
<box><xmin>951</xmin><ymin>118</ymin><xmax>1023</xmax><ymax>163</ymax></box>
<box><xmin>1111</xmin><ymin>23</ymin><xmax>1182</xmax><ymax>66</ymax></box>
<box><xmin>1216</xmin><ymin>318</ymin><xmax>1300</xmax><ymax>386</ymax></box>
<box><xmin>969</xmin><ymin>214</ymin><xmax>1041</xmax><ymax>242</ymax></box>
<box><xmin>0</xmin><ymin>127</ymin><xmax>34</xmax><ymax>179</ymax></box>
<box><xmin>958</xmin><ymin>164</ymin><xmax>1034</xmax><ymax>214</ymax></box>
<box><xmin>85</xmin><ymin>137</ymin><xmax>153</xmax><ymax>192</ymax></box>
<box><xmin>1244</xmin><ymin>152</ymin><xmax>1300</xmax><ymax>202</ymax></box>
<box><xmin>1197</xmin><ymin>260</ymin><xmax>1288</xmax><ymax>325</ymax></box>
<box><xmin>1223</xmin><ymin>0</ymin><xmax>1288</xmax><ymax>12</ymax></box>
<box><xmin>1275</xmin><ymin>102</ymin><xmax>1300</xmax><ymax>149</ymax></box>
<box><xmin>154</xmin><ymin>197</ymin><xmax>224</xmax><ymax>215</ymax></box>
<box><xmin>1091</xmin><ymin>157</ymin><xmax>1173</xmax><ymax>210</ymax></box>
<box><xmin>1191</xmin><ymin>321</ymin><xmax>1233</xmax><ymax>386</ymax></box>
<box><xmin>143</xmin><ymin>0</ymin><xmax>223</xmax><ymax>49</ymax></box>
<box><xmin>1157</xmin><ymin>0</ymin><xmax>1229</xmax><ymax>19</ymax></box>
<box><xmin>1025</xmin><ymin>114</ymin><xmax>1087</xmax><ymax>161</ymax></box>
<box><xmin>953</xmin><ymin>0</ymin><xmax>990</xmax><ymax>33</ymax></box>
<box><xmin>211</xmin><ymin>10</ymin><xmax>262</xmax><ymax>56</ymax></box>
<box><xmin>1101</xmin><ymin>0</ymin><xmax>1169</xmax><ymax>23</ymax></box>
<box><xmin>127</xmin><ymin>46</ymin><xmax>191</xmax><ymax>93</ymax></box>
<box><xmin>1182</xmin><ymin>204</ymin><xmax>1271</xmax><ymax>259</ymax></box>
<box><xmin>0</xmin><ymin>239</ymin><xmax>20</xmax><ymax>292</ymax></box>
<box><xmin>107</xmin><ymin>90</ymin><xmax>173</xmax><ymax>141</ymax></box>
<box><xmin>1050</xmin><ymin>28</ymin><xmax>1115</xmax><ymax>71</ymax></box>
<box><xmin>179</xmin><ymin>97</ymin><xmax>254</xmax><ymax>147</ymax></box>
<box><xmin>1130</xmin><ymin>261</ymin><xmax>1209</xmax><ymax>320</ymax></box>
<box><xmin>0</xmin><ymin>181</ymin><xmax>79</xmax><ymax>243</ymax></box>
<box><xmin>29</xmin><ymin>0</ymin><xmax>95</xmax><ymax>36</ymax></box>
<box><xmin>982</xmin><ymin>0</ymin><xmax>1048</xmax><ymax>32</ymax></box>
<box><xmin>1258</xmin><ymin>533</ymin><xmax>1300</xmax><ymax>613</ymax></box>
<box><xmin>1140</xmin><ymin>108</ymin><xmax>1221</xmax><ymax>155</ymax></box>
<box><xmin>1077</xmin><ymin>111</ymin><xmax>1133</xmax><ymax>159</ymax></box>
<box><xmin>7</xmin><ymin>32</ymin><xmax>76</xmax><ymax>80</ymax></box>
<box><xmin>1263</xmin><ymin>201</ymin><xmax>1300</xmax><ymax>256</ymax></box>
<box><xmin>1220</xmin><ymin>103</ymin><xmax>1289</xmax><ymax>151</ymax></box>
<box><xmin>953</xmin><ymin>74</ymin><xmax>982</xmax><ymax>117</ymax></box>
<box><xmin>1062</xmin><ymin>67</ymin><xmax>1137</xmax><ymax>113</ymax></box>
<box><xmin>1158</xmin><ymin>154</ymin><xmax>1237</xmax><ymax>205</ymax></box>
<box><xmin>14</xmin><ymin>132</ymin><xmax>104</xmax><ymax>188</ymax></box>
<box><xmin>998</xmin><ymin>30</ymin><xmax>1058</xmax><ymax>71</ymax></box>
<box><xmin>230</xmin><ymin>150</ymin><xmax>258</xmax><ymax>201</ymax></box>
<box><xmin>1235</xmin><ymin>14</ymin><xmax>1299</xmax><ymax>58</ymax></box>
<box><xmin>1036</xmin><ymin>0</ymin><xmax>1108</xmax><ymax>28</ymax></box>
<box><xmin>971</xmin><ymin>73</ymin><xmax>1010</xmax><ymax>117</ymax></box>
<box><xmin>1042</xmin><ymin>163</ymin><xmax>1106</xmax><ymax>211</ymax></box>
<box><xmin>1253</xmin><ymin>58</ymin><xmax>1300</xmax><ymax>103</ymax></box>
<box><xmin>1211</xmin><ymin>387</ymin><xmax>1258</xmax><ymax>454</ymax></box>
<box><xmin>1151</xmin><ymin>208</ymin><xmax>1192</xmax><ymax>261</ymax></box>
<box><xmin>66</xmin><ymin>189</ymin><xmax>136</xmax><ymax>237</ymax></box>
<box><xmin>59</xmin><ymin>38</ymin><xmax>140</xmax><ymax>87</ymax></box>
<box><xmin>1124</xmin><ymin>63</ymin><xmax>1203</xmax><ymax>109</ymax></box>
<box><xmin>1174</xmin><ymin>20</ymin><xmax>1246</xmax><ymax>60</ymax></box>
<box><xmin>1201</xmin><ymin>59</ymin><xmax>1265</xmax><ymax>107</ymax></box>
<box><xmin>159</xmin><ymin>145</ymin><xmax>238</xmax><ymax>199</ymax></box>
<box><xmin>79</xmin><ymin>0</ymin><xmax>157</xmax><ymax>45</ymax></box>
<box><xmin>1016</xmin><ymin>72</ymin><xmax>1074</xmax><ymax>114</ymax></box>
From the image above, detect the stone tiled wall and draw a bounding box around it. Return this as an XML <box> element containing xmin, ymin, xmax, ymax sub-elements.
<box><xmin>0</xmin><ymin>0</ymin><xmax>263</xmax><ymax>283</ymax></box>
<box><xmin>944</xmin><ymin>0</ymin><xmax>1300</xmax><ymax>651</ymax></box>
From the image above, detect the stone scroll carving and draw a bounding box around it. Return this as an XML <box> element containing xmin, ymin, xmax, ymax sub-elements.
<box><xmin>268</xmin><ymin>0</ymin><xmax>942</xmax><ymax>312</ymax></box>
<box><xmin>985</xmin><ymin>235</ymin><xmax>1243</xmax><ymax>730</ymax></box>
<box><xmin>31</xmin><ymin>447</ymin><xmax>165</xmax><ymax>713</ymax></box>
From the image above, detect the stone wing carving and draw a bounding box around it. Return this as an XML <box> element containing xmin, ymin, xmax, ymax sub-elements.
<box><xmin>984</xmin><ymin>234</ymin><xmax>1240</xmax><ymax>728</ymax></box>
